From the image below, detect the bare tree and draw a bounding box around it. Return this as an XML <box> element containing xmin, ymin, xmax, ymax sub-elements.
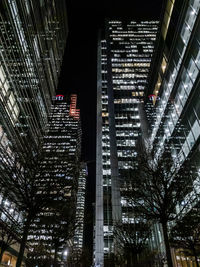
<box><xmin>0</xmin><ymin>143</ymin><xmax>68</xmax><ymax>267</ymax></box>
<box><xmin>73</xmin><ymin>248</ymin><xmax>92</xmax><ymax>267</ymax></box>
<box><xmin>120</xmin><ymin>146</ymin><xmax>196</xmax><ymax>267</ymax></box>
<box><xmin>170</xmin><ymin>207</ymin><xmax>200</xmax><ymax>267</ymax></box>
<box><xmin>114</xmin><ymin>219</ymin><xmax>152</xmax><ymax>267</ymax></box>
<box><xmin>0</xmin><ymin>218</ymin><xmax>20</xmax><ymax>262</ymax></box>
<box><xmin>35</xmin><ymin>199</ymin><xmax>78</xmax><ymax>267</ymax></box>
<box><xmin>26</xmin><ymin>241</ymin><xmax>52</xmax><ymax>267</ymax></box>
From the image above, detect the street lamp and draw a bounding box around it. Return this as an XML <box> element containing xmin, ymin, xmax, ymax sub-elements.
<box><xmin>63</xmin><ymin>249</ymin><xmax>68</xmax><ymax>257</ymax></box>
<box><xmin>63</xmin><ymin>249</ymin><xmax>68</xmax><ymax>267</ymax></box>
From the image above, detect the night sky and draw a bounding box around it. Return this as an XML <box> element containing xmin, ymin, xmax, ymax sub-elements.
<box><xmin>58</xmin><ymin>0</ymin><xmax>163</xmax><ymax>261</ymax></box>
<box><xmin>58</xmin><ymin>0</ymin><xmax>163</xmax><ymax>161</ymax></box>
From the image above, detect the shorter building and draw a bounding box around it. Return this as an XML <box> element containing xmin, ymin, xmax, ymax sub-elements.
<box><xmin>72</xmin><ymin>162</ymin><xmax>87</xmax><ymax>261</ymax></box>
<box><xmin>28</xmin><ymin>94</ymin><xmax>85</xmax><ymax>264</ymax></box>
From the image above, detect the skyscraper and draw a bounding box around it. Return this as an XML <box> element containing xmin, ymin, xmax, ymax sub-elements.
<box><xmin>0</xmin><ymin>1</ymin><xmax>68</xmax><ymax>264</ymax></box>
<box><xmin>95</xmin><ymin>20</ymin><xmax>158</xmax><ymax>265</ymax></box>
<box><xmin>146</xmin><ymin>0</ymin><xmax>200</xmax><ymax>264</ymax></box>
<box><xmin>0</xmin><ymin>0</ymin><xmax>68</xmax><ymax>155</ymax></box>
<box><xmin>73</xmin><ymin>162</ymin><xmax>87</xmax><ymax>260</ymax></box>
<box><xmin>28</xmin><ymin>94</ymin><xmax>83</xmax><ymax>261</ymax></box>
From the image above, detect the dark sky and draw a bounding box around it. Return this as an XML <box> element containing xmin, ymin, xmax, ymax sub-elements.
<box><xmin>58</xmin><ymin>0</ymin><xmax>163</xmax><ymax>260</ymax></box>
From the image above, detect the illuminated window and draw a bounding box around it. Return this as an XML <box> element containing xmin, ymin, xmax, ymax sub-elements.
<box><xmin>161</xmin><ymin>0</ymin><xmax>175</xmax><ymax>40</ymax></box>
<box><xmin>161</xmin><ymin>56</ymin><xmax>167</xmax><ymax>74</ymax></box>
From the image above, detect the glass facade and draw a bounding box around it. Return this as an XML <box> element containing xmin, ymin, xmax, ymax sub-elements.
<box><xmin>0</xmin><ymin>0</ymin><xmax>68</xmax><ymax>154</ymax></box>
<box><xmin>148</xmin><ymin>0</ymin><xmax>200</xmax><ymax>185</ymax></box>
<box><xmin>146</xmin><ymin>0</ymin><xmax>200</xmax><ymax>263</ymax></box>
<box><xmin>0</xmin><ymin>0</ymin><xmax>68</xmax><ymax>262</ymax></box>
<box><xmin>95</xmin><ymin>20</ymin><xmax>158</xmax><ymax>266</ymax></box>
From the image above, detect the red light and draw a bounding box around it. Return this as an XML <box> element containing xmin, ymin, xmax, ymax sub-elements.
<box><xmin>69</xmin><ymin>94</ymin><xmax>80</xmax><ymax>120</ymax></box>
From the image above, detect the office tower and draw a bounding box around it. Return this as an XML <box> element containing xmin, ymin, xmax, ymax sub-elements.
<box><xmin>72</xmin><ymin>162</ymin><xmax>87</xmax><ymax>261</ymax></box>
<box><xmin>28</xmin><ymin>94</ymin><xmax>83</xmax><ymax>261</ymax></box>
<box><xmin>95</xmin><ymin>20</ymin><xmax>158</xmax><ymax>265</ymax></box>
<box><xmin>0</xmin><ymin>1</ymin><xmax>68</xmax><ymax>264</ymax></box>
<box><xmin>146</xmin><ymin>0</ymin><xmax>200</xmax><ymax>264</ymax></box>
<box><xmin>0</xmin><ymin>0</ymin><xmax>68</xmax><ymax>154</ymax></box>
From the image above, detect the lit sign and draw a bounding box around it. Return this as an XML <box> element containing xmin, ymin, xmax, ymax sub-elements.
<box><xmin>52</xmin><ymin>94</ymin><xmax>64</xmax><ymax>101</ymax></box>
<box><xmin>148</xmin><ymin>94</ymin><xmax>160</xmax><ymax>101</ymax></box>
<box><xmin>69</xmin><ymin>94</ymin><xmax>80</xmax><ymax>120</ymax></box>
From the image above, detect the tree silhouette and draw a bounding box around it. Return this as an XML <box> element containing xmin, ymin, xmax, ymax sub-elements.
<box><xmin>0</xmin><ymin>218</ymin><xmax>20</xmax><ymax>263</ymax></box>
<box><xmin>36</xmin><ymin>199</ymin><xmax>78</xmax><ymax>267</ymax></box>
<box><xmin>114</xmin><ymin>219</ymin><xmax>151</xmax><ymax>266</ymax></box>
<box><xmin>120</xmin><ymin>145</ymin><xmax>195</xmax><ymax>267</ymax></box>
<box><xmin>0</xmin><ymin>143</ymin><xmax>68</xmax><ymax>267</ymax></box>
<box><xmin>170</xmin><ymin>207</ymin><xmax>200</xmax><ymax>267</ymax></box>
<box><xmin>26</xmin><ymin>241</ymin><xmax>52</xmax><ymax>267</ymax></box>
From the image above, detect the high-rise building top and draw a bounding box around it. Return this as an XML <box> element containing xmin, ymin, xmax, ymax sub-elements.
<box><xmin>42</xmin><ymin>94</ymin><xmax>81</xmax><ymax>184</ymax></box>
<box><xmin>147</xmin><ymin>0</ymin><xmax>200</xmax><ymax>161</ymax></box>
<box><xmin>95</xmin><ymin>19</ymin><xmax>158</xmax><ymax>266</ymax></box>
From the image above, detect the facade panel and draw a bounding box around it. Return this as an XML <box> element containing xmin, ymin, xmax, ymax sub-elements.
<box><xmin>146</xmin><ymin>0</ymin><xmax>200</xmax><ymax>264</ymax></box>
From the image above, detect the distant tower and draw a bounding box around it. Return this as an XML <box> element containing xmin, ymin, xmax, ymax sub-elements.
<box><xmin>28</xmin><ymin>94</ymin><xmax>85</xmax><ymax>263</ymax></box>
<box><xmin>95</xmin><ymin>20</ymin><xmax>158</xmax><ymax>265</ymax></box>
<box><xmin>73</xmin><ymin>162</ymin><xmax>87</xmax><ymax>260</ymax></box>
